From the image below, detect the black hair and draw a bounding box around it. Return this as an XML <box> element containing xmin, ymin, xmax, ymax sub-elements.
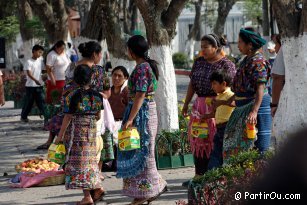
<box><xmin>32</xmin><ymin>45</ymin><xmax>44</xmax><ymax>53</ymax></box>
<box><xmin>210</xmin><ymin>70</ymin><xmax>233</xmax><ymax>86</ymax></box>
<box><xmin>127</xmin><ymin>35</ymin><xmax>159</xmax><ymax>80</ymax></box>
<box><xmin>78</xmin><ymin>41</ymin><xmax>102</xmax><ymax>58</ymax></box>
<box><xmin>73</xmin><ymin>64</ymin><xmax>92</xmax><ymax>86</ymax></box>
<box><xmin>51</xmin><ymin>40</ymin><xmax>65</xmax><ymax>51</ymax></box>
<box><xmin>67</xmin><ymin>42</ymin><xmax>72</xmax><ymax>48</ymax></box>
<box><xmin>112</xmin><ymin>66</ymin><xmax>129</xmax><ymax>78</ymax></box>
<box><xmin>201</xmin><ymin>34</ymin><xmax>227</xmax><ymax>52</ymax></box>
<box><xmin>47</xmin><ymin>40</ymin><xmax>66</xmax><ymax>55</ymax></box>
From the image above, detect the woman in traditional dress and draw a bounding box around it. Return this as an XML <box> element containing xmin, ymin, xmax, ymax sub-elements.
<box><xmin>223</xmin><ymin>28</ymin><xmax>272</xmax><ymax>161</ymax></box>
<box><xmin>182</xmin><ymin>34</ymin><xmax>236</xmax><ymax>179</ymax></box>
<box><xmin>38</xmin><ymin>41</ymin><xmax>110</xmax><ymax>151</ymax></box>
<box><xmin>117</xmin><ymin>35</ymin><xmax>167</xmax><ymax>205</ymax></box>
<box><xmin>101</xmin><ymin>66</ymin><xmax>129</xmax><ymax>171</ymax></box>
<box><xmin>55</xmin><ymin>65</ymin><xmax>104</xmax><ymax>205</ymax></box>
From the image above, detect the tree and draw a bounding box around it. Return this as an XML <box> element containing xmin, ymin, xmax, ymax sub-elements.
<box><xmin>262</xmin><ymin>0</ymin><xmax>270</xmax><ymax>36</ymax></box>
<box><xmin>243</xmin><ymin>0</ymin><xmax>262</xmax><ymax>27</ymax></box>
<box><xmin>78</xmin><ymin>0</ymin><xmax>135</xmax><ymax>71</ymax></box>
<box><xmin>271</xmin><ymin>0</ymin><xmax>307</xmax><ymax>145</ymax></box>
<box><xmin>0</xmin><ymin>0</ymin><xmax>18</xmax><ymax>19</ymax></box>
<box><xmin>76</xmin><ymin>0</ymin><xmax>93</xmax><ymax>31</ymax></box>
<box><xmin>213</xmin><ymin>0</ymin><xmax>238</xmax><ymax>36</ymax></box>
<box><xmin>135</xmin><ymin>0</ymin><xmax>189</xmax><ymax>131</ymax></box>
<box><xmin>27</xmin><ymin>0</ymin><xmax>68</xmax><ymax>44</ymax></box>
<box><xmin>185</xmin><ymin>0</ymin><xmax>203</xmax><ymax>60</ymax></box>
<box><xmin>18</xmin><ymin>0</ymin><xmax>34</xmax><ymax>42</ymax></box>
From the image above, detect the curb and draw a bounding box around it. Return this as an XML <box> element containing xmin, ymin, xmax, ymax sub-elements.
<box><xmin>175</xmin><ymin>69</ymin><xmax>191</xmax><ymax>76</ymax></box>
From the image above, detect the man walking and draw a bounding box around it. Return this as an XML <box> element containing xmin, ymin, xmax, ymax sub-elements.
<box><xmin>21</xmin><ymin>45</ymin><xmax>46</xmax><ymax>122</ymax></box>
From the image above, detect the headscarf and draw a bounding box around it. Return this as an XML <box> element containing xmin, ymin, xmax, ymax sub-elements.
<box><xmin>239</xmin><ymin>29</ymin><xmax>266</xmax><ymax>49</ymax></box>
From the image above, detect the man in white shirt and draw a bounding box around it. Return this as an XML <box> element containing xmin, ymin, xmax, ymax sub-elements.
<box><xmin>21</xmin><ymin>45</ymin><xmax>46</xmax><ymax>122</ymax></box>
<box><xmin>271</xmin><ymin>47</ymin><xmax>285</xmax><ymax>117</ymax></box>
<box><xmin>0</xmin><ymin>70</ymin><xmax>4</xmax><ymax>106</ymax></box>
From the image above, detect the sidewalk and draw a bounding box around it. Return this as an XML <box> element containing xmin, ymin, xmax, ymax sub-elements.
<box><xmin>0</xmin><ymin>101</ymin><xmax>193</xmax><ymax>205</ymax></box>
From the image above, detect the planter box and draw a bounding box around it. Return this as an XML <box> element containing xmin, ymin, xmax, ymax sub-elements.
<box><xmin>156</xmin><ymin>153</ymin><xmax>194</xmax><ymax>169</ymax></box>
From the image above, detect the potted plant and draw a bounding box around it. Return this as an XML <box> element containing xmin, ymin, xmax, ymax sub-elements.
<box><xmin>155</xmin><ymin>129</ymin><xmax>194</xmax><ymax>169</ymax></box>
<box><xmin>188</xmin><ymin>150</ymin><xmax>273</xmax><ymax>204</ymax></box>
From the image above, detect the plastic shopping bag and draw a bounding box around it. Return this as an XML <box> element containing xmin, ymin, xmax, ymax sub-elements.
<box><xmin>103</xmin><ymin>98</ymin><xmax>116</xmax><ymax>133</ymax></box>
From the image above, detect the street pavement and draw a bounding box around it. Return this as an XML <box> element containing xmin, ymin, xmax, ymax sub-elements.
<box><xmin>0</xmin><ymin>75</ymin><xmax>192</xmax><ymax>205</ymax></box>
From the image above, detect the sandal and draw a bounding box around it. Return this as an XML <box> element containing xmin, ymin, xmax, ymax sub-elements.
<box><xmin>147</xmin><ymin>186</ymin><xmax>168</xmax><ymax>203</ymax></box>
<box><xmin>36</xmin><ymin>143</ymin><xmax>51</xmax><ymax>150</ymax></box>
<box><xmin>76</xmin><ymin>198</ymin><xmax>94</xmax><ymax>205</ymax></box>
<box><xmin>129</xmin><ymin>198</ymin><xmax>150</xmax><ymax>205</ymax></box>
<box><xmin>91</xmin><ymin>188</ymin><xmax>105</xmax><ymax>202</ymax></box>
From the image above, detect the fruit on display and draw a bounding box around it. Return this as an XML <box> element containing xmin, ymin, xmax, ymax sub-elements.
<box><xmin>15</xmin><ymin>158</ymin><xmax>60</xmax><ymax>173</ymax></box>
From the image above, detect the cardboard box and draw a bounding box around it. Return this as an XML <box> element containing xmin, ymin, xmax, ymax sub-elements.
<box><xmin>118</xmin><ymin>128</ymin><xmax>140</xmax><ymax>151</ymax></box>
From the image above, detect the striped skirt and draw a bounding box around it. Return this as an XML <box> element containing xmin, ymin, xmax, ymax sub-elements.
<box><xmin>118</xmin><ymin>100</ymin><xmax>167</xmax><ymax>198</ymax></box>
<box><xmin>64</xmin><ymin>115</ymin><xmax>103</xmax><ymax>190</ymax></box>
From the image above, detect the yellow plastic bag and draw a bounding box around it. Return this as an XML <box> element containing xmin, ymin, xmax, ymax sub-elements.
<box><xmin>191</xmin><ymin>121</ymin><xmax>209</xmax><ymax>139</ymax></box>
<box><xmin>47</xmin><ymin>143</ymin><xmax>66</xmax><ymax>165</ymax></box>
<box><xmin>118</xmin><ymin>127</ymin><xmax>140</xmax><ymax>151</ymax></box>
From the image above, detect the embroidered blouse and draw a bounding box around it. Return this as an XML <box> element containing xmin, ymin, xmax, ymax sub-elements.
<box><xmin>190</xmin><ymin>57</ymin><xmax>236</xmax><ymax>96</ymax></box>
<box><xmin>62</xmin><ymin>64</ymin><xmax>110</xmax><ymax>113</ymax></box>
<box><xmin>128</xmin><ymin>62</ymin><xmax>157</xmax><ymax>98</ymax></box>
<box><xmin>65</xmin><ymin>88</ymin><xmax>103</xmax><ymax>115</ymax></box>
<box><xmin>233</xmin><ymin>52</ymin><xmax>271</xmax><ymax>95</ymax></box>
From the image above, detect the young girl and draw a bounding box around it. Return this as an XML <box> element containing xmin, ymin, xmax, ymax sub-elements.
<box><xmin>55</xmin><ymin>64</ymin><xmax>104</xmax><ymax>205</ymax></box>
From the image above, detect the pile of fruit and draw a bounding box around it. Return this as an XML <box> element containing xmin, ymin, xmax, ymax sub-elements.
<box><xmin>15</xmin><ymin>158</ymin><xmax>60</xmax><ymax>173</ymax></box>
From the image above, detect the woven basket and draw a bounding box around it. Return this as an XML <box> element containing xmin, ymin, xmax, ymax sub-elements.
<box><xmin>36</xmin><ymin>173</ymin><xmax>65</xmax><ymax>187</ymax></box>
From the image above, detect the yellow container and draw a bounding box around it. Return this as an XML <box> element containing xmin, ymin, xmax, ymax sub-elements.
<box><xmin>191</xmin><ymin>121</ymin><xmax>209</xmax><ymax>139</ymax></box>
<box><xmin>48</xmin><ymin>143</ymin><xmax>66</xmax><ymax>165</ymax></box>
<box><xmin>246</xmin><ymin>123</ymin><xmax>257</xmax><ymax>139</ymax></box>
<box><xmin>118</xmin><ymin>127</ymin><xmax>140</xmax><ymax>151</ymax></box>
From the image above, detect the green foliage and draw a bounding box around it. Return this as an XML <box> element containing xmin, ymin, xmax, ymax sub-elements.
<box><xmin>0</xmin><ymin>0</ymin><xmax>18</xmax><ymax>19</ymax></box>
<box><xmin>0</xmin><ymin>16</ymin><xmax>19</xmax><ymax>43</ymax></box>
<box><xmin>25</xmin><ymin>16</ymin><xmax>47</xmax><ymax>45</ymax></box>
<box><xmin>172</xmin><ymin>52</ymin><xmax>189</xmax><ymax>69</ymax></box>
<box><xmin>202</xmin><ymin>0</ymin><xmax>218</xmax><ymax>29</ymax></box>
<box><xmin>189</xmin><ymin>149</ymin><xmax>273</xmax><ymax>204</ymax></box>
<box><xmin>157</xmin><ymin>129</ymin><xmax>191</xmax><ymax>156</ymax></box>
<box><xmin>243</xmin><ymin>0</ymin><xmax>262</xmax><ymax>26</ymax></box>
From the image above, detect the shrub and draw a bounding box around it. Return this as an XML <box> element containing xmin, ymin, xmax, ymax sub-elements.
<box><xmin>172</xmin><ymin>52</ymin><xmax>189</xmax><ymax>69</ymax></box>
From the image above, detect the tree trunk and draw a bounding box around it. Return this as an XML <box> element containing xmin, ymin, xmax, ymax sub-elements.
<box><xmin>77</xmin><ymin>0</ymin><xmax>93</xmax><ymax>31</ymax></box>
<box><xmin>135</xmin><ymin>0</ymin><xmax>189</xmax><ymax>131</ymax></box>
<box><xmin>17</xmin><ymin>0</ymin><xmax>35</xmax><ymax>66</ymax></box>
<box><xmin>186</xmin><ymin>0</ymin><xmax>203</xmax><ymax>60</ymax></box>
<box><xmin>27</xmin><ymin>0</ymin><xmax>68</xmax><ymax>44</ymax></box>
<box><xmin>272</xmin><ymin>0</ymin><xmax>307</xmax><ymax>146</ymax></box>
<box><xmin>80</xmin><ymin>0</ymin><xmax>103</xmax><ymax>41</ymax></box>
<box><xmin>80</xmin><ymin>0</ymin><xmax>134</xmax><ymax>69</ymax></box>
<box><xmin>262</xmin><ymin>0</ymin><xmax>270</xmax><ymax>36</ymax></box>
<box><xmin>18</xmin><ymin>0</ymin><xmax>33</xmax><ymax>41</ymax></box>
<box><xmin>213</xmin><ymin>0</ymin><xmax>237</xmax><ymax>36</ymax></box>
<box><xmin>101</xmin><ymin>1</ymin><xmax>134</xmax><ymax>69</ymax></box>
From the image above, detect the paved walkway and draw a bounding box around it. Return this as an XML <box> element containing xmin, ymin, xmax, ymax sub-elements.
<box><xmin>0</xmin><ymin>75</ymin><xmax>193</xmax><ymax>204</ymax></box>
